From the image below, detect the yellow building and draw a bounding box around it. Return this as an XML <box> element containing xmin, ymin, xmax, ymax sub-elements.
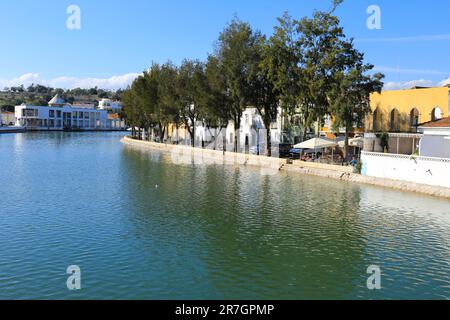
<box><xmin>367</xmin><ymin>86</ymin><xmax>450</xmax><ymax>133</ymax></box>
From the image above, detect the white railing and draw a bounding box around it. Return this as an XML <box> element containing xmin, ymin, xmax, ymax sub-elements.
<box><xmin>361</xmin><ymin>151</ymin><xmax>450</xmax><ymax>188</ymax></box>
<box><xmin>361</xmin><ymin>151</ymin><xmax>450</xmax><ymax>163</ymax></box>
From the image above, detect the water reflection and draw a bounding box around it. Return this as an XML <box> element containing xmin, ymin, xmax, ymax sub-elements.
<box><xmin>121</xmin><ymin>145</ymin><xmax>450</xmax><ymax>299</ymax></box>
<box><xmin>0</xmin><ymin>133</ymin><xmax>448</xmax><ymax>299</ymax></box>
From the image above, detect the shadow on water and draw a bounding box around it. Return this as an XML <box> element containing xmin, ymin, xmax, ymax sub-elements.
<box><xmin>120</xmin><ymin>146</ymin><xmax>372</xmax><ymax>299</ymax></box>
<box><xmin>120</xmin><ymin>144</ymin><xmax>450</xmax><ymax>299</ymax></box>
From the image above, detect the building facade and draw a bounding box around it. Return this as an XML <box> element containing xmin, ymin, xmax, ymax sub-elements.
<box><xmin>165</xmin><ymin>107</ymin><xmax>284</xmax><ymax>153</ymax></box>
<box><xmin>98</xmin><ymin>99</ymin><xmax>123</xmax><ymax>113</ymax></box>
<box><xmin>1</xmin><ymin>111</ymin><xmax>15</xmax><ymax>126</ymax></box>
<box><xmin>418</xmin><ymin>117</ymin><xmax>450</xmax><ymax>158</ymax></box>
<box><xmin>14</xmin><ymin>95</ymin><xmax>124</xmax><ymax>131</ymax></box>
<box><xmin>15</xmin><ymin>104</ymin><xmax>109</xmax><ymax>130</ymax></box>
<box><xmin>366</xmin><ymin>86</ymin><xmax>450</xmax><ymax>133</ymax></box>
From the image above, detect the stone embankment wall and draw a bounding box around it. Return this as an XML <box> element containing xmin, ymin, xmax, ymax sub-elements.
<box><xmin>122</xmin><ymin>136</ymin><xmax>450</xmax><ymax>199</ymax></box>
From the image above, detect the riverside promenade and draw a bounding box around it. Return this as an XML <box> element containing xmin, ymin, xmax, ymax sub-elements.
<box><xmin>121</xmin><ymin>136</ymin><xmax>450</xmax><ymax>199</ymax></box>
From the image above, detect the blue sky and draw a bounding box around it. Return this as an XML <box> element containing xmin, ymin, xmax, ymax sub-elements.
<box><xmin>0</xmin><ymin>0</ymin><xmax>449</xmax><ymax>90</ymax></box>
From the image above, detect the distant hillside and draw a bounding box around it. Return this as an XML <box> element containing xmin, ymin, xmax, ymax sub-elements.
<box><xmin>0</xmin><ymin>84</ymin><xmax>123</xmax><ymax>112</ymax></box>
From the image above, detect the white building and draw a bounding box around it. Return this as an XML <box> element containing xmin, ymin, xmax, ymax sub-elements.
<box><xmin>189</xmin><ymin>107</ymin><xmax>283</xmax><ymax>153</ymax></box>
<box><xmin>418</xmin><ymin>117</ymin><xmax>450</xmax><ymax>158</ymax></box>
<box><xmin>15</xmin><ymin>95</ymin><xmax>115</xmax><ymax>131</ymax></box>
<box><xmin>361</xmin><ymin>116</ymin><xmax>450</xmax><ymax>189</ymax></box>
<box><xmin>1</xmin><ymin>111</ymin><xmax>15</xmax><ymax>126</ymax></box>
<box><xmin>98</xmin><ymin>99</ymin><xmax>122</xmax><ymax>113</ymax></box>
<box><xmin>235</xmin><ymin>107</ymin><xmax>283</xmax><ymax>153</ymax></box>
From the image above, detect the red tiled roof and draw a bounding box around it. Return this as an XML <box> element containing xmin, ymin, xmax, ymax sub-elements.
<box><xmin>108</xmin><ymin>113</ymin><xmax>120</xmax><ymax>120</ymax></box>
<box><xmin>420</xmin><ymin>117</ymin><xmax>450</xmax><ymax>128</ymax></box>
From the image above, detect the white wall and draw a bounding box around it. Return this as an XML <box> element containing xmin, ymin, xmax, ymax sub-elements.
<box><xmin>361</xmin><ymin>151</ymin><xmax>450</xmax><ymax>188</ymax></box>
<box><xmin>418</xmin><ymin>128</ymin><xmax>450</xmax><ymax>158</ymax></box>
<box><xmin>420</xmin><ymin>135</ymin><xmax>450</xmax><ymax>158</ymax></box>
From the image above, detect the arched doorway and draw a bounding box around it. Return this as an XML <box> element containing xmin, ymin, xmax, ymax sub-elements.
<box><xmin>372</xmin><ymin>108</ymin><xmax>382</xmax><ymax>131</ymax></box>
<box><xmin>409</xmin><ymin>108</ymin><xmax>420</xmax><ymax>130</ymax></box>
<box><xmin>431</xmin><ymin>107</ymin><xmax>442</xmax><ymax>121</ymax></box>
<box><xmin>390</xmin><ymin>109</ymin><xmax>400</xmax><ymax>132</ymax></box>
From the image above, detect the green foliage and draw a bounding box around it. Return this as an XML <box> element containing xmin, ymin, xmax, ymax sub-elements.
<box><xmin>355</xmin><ymin>161</ymin><xmax>362</xmax><ymax>174</ymax></box>
<box><xmin>122</xmin><ymin>0</ymin><xmax>384</xmax><ymax>154</ymax></box>
<box><xmin>376</xmin><ymin>132</ymin><xmax>390</xmax><ymax>152</ymax></box>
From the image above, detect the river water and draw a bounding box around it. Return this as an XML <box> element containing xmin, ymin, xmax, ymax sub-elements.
<box><xmin>0</xmin><ymin>132</ymin><xmax>449</xmax><ymax>299</ymax></box>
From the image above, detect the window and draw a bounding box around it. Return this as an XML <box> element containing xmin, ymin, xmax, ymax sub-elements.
<box><xmin>73</xmin><ymin>112</ymin><xmax>78</xmax><ymax>119</ymax></box>
<box><xmin>56</xmin><ymin>110</ymin><xmax>61</xmax><ymax>118</ymax></box>
<box><xmin>49</xmin><ymin>110</ymin><xmax>55</xmax><ymax>118</ymax></box>
<box><xmin>22</xmin><ymin>109</ymin><xmax>38</xmax><ymax>117</ymax></box>
<box><xmin>431</xmin><ymin>107</ymin><xmax>442</xmax><ymax>121</ymax></box>
<box><xmin>390</xmin><ymin>109</ymin><xmax>400</xmax><ymax>132</ymax></box>
<box><xmin>409</xmin><ymin>108</ymin><xmax>419</xmax><ymax>128</ymax></box>
<box><xmin>49</xmin><ymin>119</ymin><xmax>55</xmax><ymax>127</ymax></box>
<box><xmin>245</xmin><ymin>114</ymin><xmax>249</xmax><ymax>125</ymax></box>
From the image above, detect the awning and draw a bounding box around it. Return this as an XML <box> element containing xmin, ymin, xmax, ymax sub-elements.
<box><xmin>294</xmin><ymin>137</ymin><xmax>337</xmax><ymax>149</ymax></box>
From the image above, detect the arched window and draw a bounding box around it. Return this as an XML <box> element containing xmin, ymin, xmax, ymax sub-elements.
<box><xmin>409</xmin><ymin>108</ymin><xmax>420</xmax><ymax>128</ymax></box>
<box><xmin>390</xmin><ymin>109</ymin><xmax>400</xmax><ymax>132</ymax></box>
<box><xmin>431</xmin><ymin>107</ymin><xmax>442</xmax><ymax>121</ymax></box>
<box><xmin>372</xmin><ymin>108</ymin><xmax>381</xmax><ymax>131</ymax></box>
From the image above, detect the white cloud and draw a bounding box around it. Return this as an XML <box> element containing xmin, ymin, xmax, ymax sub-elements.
<box><xmin>0</xmin><ymin>73</ymin><xmax>141</xmax><ymax>90</ymax></box>
<box><xmin>383</xmin><ymin>77</ymin><xmax>450</xmax><ymax>90</ymax></box>
<box><xmin>374</xmin><ymin>66</ymin><xmax>445</xmax><ymax>76</ymax></box>
<box><xmin>439</xmin><ymin>78</ymin><xmax>450</xmax><ymax>86</ymax></box>
<box><xmin>356</xmin><ymin>34</ymin><xmax>450</xmax><ymax>43</ymax></box>
<box><xmin>384</xmin><ymin>79</ymin><xmax>437</xmax><ymax>90</ymax></box>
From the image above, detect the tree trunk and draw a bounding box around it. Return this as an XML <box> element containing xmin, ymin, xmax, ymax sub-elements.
<box><xmin>302</xmin><ymin>125</ymin><xmax>308</xmax><ymax>142</ymax></box>
<box><xmin>212</xmin><ymin>128</ymin><xmax>217</xmax><ymax>150</ymax></box>
<box><xmin>234</xmin><ymin>116</ymin><xmax>240</xmax><ymax>153</ymax></box>
<box><xmin>344</xmin><ymin>128</ymin><xmax>349</xmax><ymax>159</ymax></box>
<box><xmin>317</xmin><ymin>116</ymin><xmax>322</xmax><ymax>137</ymax></box>
<box><xmin>222</xmin><ymin>128</ymin><xmax>226</xmax><ymax>155</ymax></box>
<box><xmin>159</xmin><ymin>124</ymin><xmax>166</xmax><ymax>143</ymax></box>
